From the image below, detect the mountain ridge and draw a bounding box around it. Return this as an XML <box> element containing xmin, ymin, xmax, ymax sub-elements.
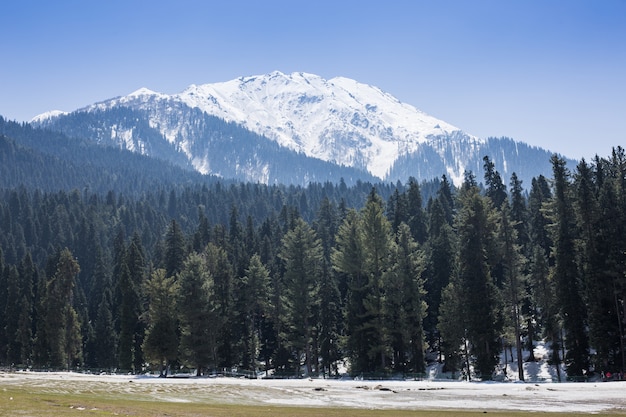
<box><xmin>33</xmin><ymin>71</ymin><xmax>573</xmax><ymax>186</ymax></box>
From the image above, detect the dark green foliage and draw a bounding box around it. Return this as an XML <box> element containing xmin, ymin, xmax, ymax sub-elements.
<box><xmin>483</xmin><ymin>156</ymin><xmax>508</xmax><ymax>209</ymax></box>
<box><xmin>177</xmin><ymin>252</ymin><xmax>217</xmax><ymax>375</ymax></box>
<box><xmin>279</xmin><ymin>218</ymin><xmax>323</xmax><ymax>375</ymax></box>
<box><xmin>452</xmin><ymin>181</ymin><xmax>501</xmax><ymax>380</ymax></box>
<box><xmin>164</xmin><ymin>220</ymin><xmax>186</xmax><ymax>278</ymax></box>
<box><xmin>423</xmin><ymin>193</ymin><xmax>455</xmax><ymax>357</ymax></box>
<box><xmin>142</xmin><ymin>269</ymin><xmax>179</xmax><ymax>377</ymax></box>
<box><xmin>550</xmin><ymin>155</ymin><xmax>589</xmax><ymax>376</ymax></box>
<box><xmin>94</xmin><ymin>289</ymin><xmax>117</xmax><ymax>370</ymax></box>
<box><xmin>36</xmin><ymin>249</ymin><xmax>82</xmax><ymax>369</ymax></box>
<box><xmin>237</xmin><ymin>254</ymin><xmax>271</xmax><ymax>372</ymax></box>
<box><xmin>386</xmin><ymin>223</ymin><xmax>426</xmax><ymax>373</ymax></box>
<box><xmin>1</xmin><ymin>120</ymin><xmax>625</xmax><ymax>381</ymax></box>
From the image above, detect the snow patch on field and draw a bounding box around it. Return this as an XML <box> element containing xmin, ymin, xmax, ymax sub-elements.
<box><xmin>1</xmin><ymin>370</ymin><xmax>625</xmax><ymax>413</ymax></box>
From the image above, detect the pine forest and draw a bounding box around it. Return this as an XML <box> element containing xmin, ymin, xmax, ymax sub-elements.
<box><xmin>1</xmin><ymin>120</ymin><xmax>625</xmax><ymax>381</ymax></box>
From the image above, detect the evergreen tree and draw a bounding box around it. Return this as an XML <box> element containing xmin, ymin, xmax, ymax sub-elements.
<box><xmin>454</xmin><ymin>181</ymin><xmax>501</xmax><ymax>380</ymax></box>
<box><xmin>117</xmin><ymin>262</ymin><xmax>135</xmax><ymax>371</ymax></box>
<box><xmin>177</xmin><ymin>252</ymin><xmax>217</xmax><ymax>375</ymax></box>
<box><xmin>424</xmin><ymin>197</ymin><xmax>455</xmax><ymax>359</ymax></box>
<box><xmin>386</xmin><ymin>223</ymin><xmax>426</xmax><ymax>373</ymax></box>
<box><xmin>192</xmin><ymin>206</ymin><xmax>211</xmax><ymax>252</ymax></box>
<box><xmin>438</xmin><ymin>281</ymin><xmax>465</xmax><ymax>375</ymax></box>
<box><xmin>576</xmin><ymin>157</ymin><xmax>624</xmax><ymax>372</ymax></box>
<box><xmin>94</xmin><ymin>289</ymin><xmax>117</xmax><ymax>370</ymax></box>
<box><xmin>527</xmin><ymin>174</ymin><xmax>554</xmax><ymax>344</ymax></box>
<box><xmin>39</xmin><ymin>248</ymin><xmax>82</xmax><ymax>369</ymax></box>
<box><xmin>15</xmin><ymin>295</ymin><xmax>33</xmax><ymax>366</ymax></box>
<box><xmin>318</xmin><ymin>259</ymin><xmax>342</xmax><ymax>376</ymax></box>
<box><xmin>204</xmin><ymin>242</ymin><xmax>236</xmax><ymax>368</ymax></box>
<box><xmin>436</xmin><ymin>175</ymin><xmax>456</xmax><ymax>225</ymax></box>
<box><xmin>498</xmin><ymin>201</ymin><xmax>525</xmax><ymax>380</ymax></box>
<box><xmin>15</xmin><ymin>252</ymin><xmax>39</xmax><ymax>365</ymax></box>
<box><xmin>0</xmin><ymin>252</ymin><xmax>7</xmax><ymax>364</ymax></box>
<box><xmin>279</xmin><ymin>217</ymin><xmax>323</xmax><ymax>375</ymax></box>
<box><xmin>550</xmin><ymin>155</ymin><xmax>589</xmax><ymax>377</ymax></box>
<box><xmin>406</xmin><ymin>177</ymin><xmax>428</xmax><ymax>244</ymax></box>
<box><xmin>359</xmin><ymin>188</ymin><xmax>394</xmax><ymax>372</ymax></box>
<box><xmin>387</xmin><ymin>188</ymin><xmax>408</xmax><ymax>234</ymax></box>
<box><xmin>332</xmin><ymin>209</ymin><xmax>368</xmax><ymax>373</ymax></box>
<box><xmin>114</xmin><ymin>235</ymin><xmax>147</xmax><ymax>372</ymax></box>
<box><xmin>5</xmin><ymin>265</ymin><xmax>21</xmax><ymax>364</ymax></box>
<box><xmin>143</xmin><ymin>268</ymin><xmax>179</xmax><ymax>377</ymax></box>
<box><xmin>164</xmin><ymin>219</ymin><xmax>186</xmax><ymax>278</ymax></box>
<box><xmin>483</xmin><ymin>156</ymin><xmax>507</xmax><ymax>209</ymax></box>
<box><xmin>238</xmin><ymin>254</ymin><xmax>270</xmax><ymax>372</ymax></box>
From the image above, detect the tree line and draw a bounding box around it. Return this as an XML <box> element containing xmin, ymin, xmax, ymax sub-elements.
<box><xmin>0</xmin><ymin>148</ymin><xmax>625</xmax><ymax>380</ymax></box>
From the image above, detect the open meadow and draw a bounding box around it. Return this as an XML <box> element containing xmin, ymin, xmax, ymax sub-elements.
<box><xmin>1</xmin><ymin>371</ymin><xmax>626</xmax><ymax>417</ymax></box>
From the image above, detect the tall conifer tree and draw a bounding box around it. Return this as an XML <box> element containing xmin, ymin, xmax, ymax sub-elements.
<box><xmin>550</xmin><ymin>155</ymin><xmax>589</xmax><ymax>377</ymax></box>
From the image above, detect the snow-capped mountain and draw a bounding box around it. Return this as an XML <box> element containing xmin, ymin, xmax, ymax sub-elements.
<box><xmin>33</xmin><ymin>71</ymin><xmax>569</xmax><ymax>186</ymax></box>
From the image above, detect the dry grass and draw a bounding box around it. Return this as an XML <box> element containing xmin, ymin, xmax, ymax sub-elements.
<box><xmin>1</xmin><ymin>373</ymin><xmax>625</xmax><ymax>417</ymax></box>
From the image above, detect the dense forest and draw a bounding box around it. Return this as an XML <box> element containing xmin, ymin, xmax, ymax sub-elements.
<box><xmin>0</xmin><ymin>118</ymin><xmax>625</xmax><ymax>380</ymax></box>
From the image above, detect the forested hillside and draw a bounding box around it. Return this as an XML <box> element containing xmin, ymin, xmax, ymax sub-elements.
<box><xmin>1</xmin><ymin>117</ymin><xmax>625</xmax><ymax>380</ymax></box>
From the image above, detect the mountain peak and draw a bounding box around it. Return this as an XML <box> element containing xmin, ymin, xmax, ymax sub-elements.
<box><xmin>31</xmin><ymin>110</ymin><xmax>68</xmax><ymax>123</ymax></box>
<box><xmin>128</xmin><ymin>87</ymin><xmax>162</xmax><ymax>97</ymax></box>
<box><xmin>169</xmin><ymin>71</ymin><xmax>474</xmax><ymax>178</ymax></box>
<box><xmin>36</xmin><ymin>72</ymin><xmax>529</xmax><ymax>184</ymax></box>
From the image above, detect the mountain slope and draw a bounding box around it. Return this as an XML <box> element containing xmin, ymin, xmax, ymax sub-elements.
<box><xmin>0</xmin><ymin>116</ymin><xmax>214</xmax><ymax>194</ymax></box>
<box><xmin>34</xmin><ymin>71</ymin><xmax>573</xmax><ymax>185</ymax></box>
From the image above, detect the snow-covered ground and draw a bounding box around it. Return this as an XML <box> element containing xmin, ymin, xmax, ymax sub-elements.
<box><xmin>2</xmin><ymin>343</ymin><xmax>622</xmax><ymax>413</ymax></box>
<box><xmin>1</xmin><ymin>370</ymin><xmax>625</xmax><ymax>414</ymax></box>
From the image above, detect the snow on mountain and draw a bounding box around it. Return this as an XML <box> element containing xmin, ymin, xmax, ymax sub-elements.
<box><xmin>31</xmin><ymin>110</ymin><xmax>68</xmax><ymax>123</ymax></box>
<box><xmin>32</xmin><ymin>71</ymin><xmax>567</xmax><ymax>186</ymax></box>
<box><xmin>175</xmin><ymin>71</ymin><xmax>478</xmax><ymax>179</ymax></box>
<box><xmin>66</xmin><ymin>71</ymin><xmax>479</xmax><ymax>181</ymax></box>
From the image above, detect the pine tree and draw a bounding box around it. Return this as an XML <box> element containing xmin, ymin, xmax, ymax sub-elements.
<box><xmin>483</xmin><ymin>156</ymin><xmax>507</xmax><ymax>209</ymax></box>
<box><xmin>527</xmin><ymin>174</ymin><xmax>554</xmax><ymax>346</ymax></box>
<box><xmin>438</xmin><ymin>281</ymin><xmax>465</xmax><ymax>375</ymax></box>
<box><xmin>406</xmin><ymin>177</ymin><xmax>428</xmax><ymax>244</ymax></box>
<box><xmin>143</xmin><ymin>268</ymin><xmax>179</xmax><ymax>377</ymax></box>
<box><xmin>238</xmin><ymin>254</ymin><xmax>271</xmax><ymax>373</ymax></box>
<box><xmin>424</xmin><ymin>197</ymin><xmax>455</xmax><ymax>359</ymax></box>
<box><xmin>0</xmin><ymin>251</ymin><xmax>7</xmax><ymax>364</ymax></box>
<box><xmin>115</xmin><ymin>235</ymin><xmax>147</xmax><ymax>372</ymax></box>
<box><xmin>550</xmin><ymin>155</ymin><xmax>589</xmax><ymax>377</ymax></box>
<box><xmin>192</xmin><ymin>206</ymin><xmax>211</xmax><ymax>252</ymax></box>
<box><xmin>94</xmin><ymin>289</ymin><xmax>117</xmax><ymax>370</ymax></box>
<box><xmin>454</xmin><ymin>182</ymin><xmax>501</xmax><ymax>380</ymax></box>
<box><xmin>438</xmin><ymin>175</ymin><xmax>456</xmax><ymax>225</ymax></box>
<box><xmin>39</xmin><ymin>248</ymin><xmax>82</xmax><ymax>369</ymax></box>
<box><xmin>204</xmin><ymin>242</ymin><xmax>236</xmax><ymax>368</ymax></box>
<box><xmin>332</xmin><ymin>209</ymin><xmax>368</xmax><ymax>373</ymax></box>
<box><xmin>318</xmin><ymin>259</ymin><xmax>342</xmax><ymax>376</ymax></box>
<box><xmin>279</xmin><ymin>217</ymin><xmax>323</xmax><ymax>375</ymax></box>
<box><xmin>117</xmin><ymin>262</ymin><xmax>135</xmax><ymax>371</ymax></box>
<box><xmin>359</xmin><ymin>189</ymin><xmax>393</xmax><ymax>372</ymax></box>
<box><xmin>386</xmin><ymin>223</ymin><xmax>426</xmax><ymax>373</ymax></box>
<box><xmin>387</xmin><ymin>188</ymin><xmax>408</xmax><ymax>234</ymax></box>
<box><xmin>164</xmin><ymin>219</ymin><xmax>186</xmax><ymax>278</ymax></box>
<box><xmin>15</xmin><ymin>295</ymin><xmax>33</xmax><ymax>366</ymax></box>
<box><xmin>576</xmin><ymin>156</ymin><xmax>625</xmax><ymax>372</ymax></box>
<box><xmin>498</xmin><ymin>201</ymin><xmax>525</xmax><ymax>380</ymax></box>
<box><xmin>5</xmin><ymin>265</ymin><xmax>21</xmax><ymax>364</ymax></box>
<box><xmin>177</xmin><ymin>252</ymin><xmax>217</xmax><ymax>375</ymax></box>
<box><xmin>18</xmin><ymin>252</ymin><xmax>37</xmax><ymax>366</ymax></box>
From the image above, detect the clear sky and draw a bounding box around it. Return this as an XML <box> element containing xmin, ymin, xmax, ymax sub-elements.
<box><xmin>1</xmin><ymin>0</ymin><xmax>624</xmax><ymax>161</ymax></box>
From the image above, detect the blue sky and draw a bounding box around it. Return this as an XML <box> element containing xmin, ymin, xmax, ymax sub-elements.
<box><xmin>1</xmin><ymin>0</ymin><xmax>624</xmax><ymax>161</ymax></box>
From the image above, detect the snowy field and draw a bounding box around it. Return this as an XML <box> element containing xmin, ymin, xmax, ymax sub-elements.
<box><xmin>1</xmin><ymin>370</ymin><xmax>626</xmax><ymax>414</ymax></box>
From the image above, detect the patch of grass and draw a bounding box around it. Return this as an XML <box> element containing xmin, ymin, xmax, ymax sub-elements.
<box><xmin>0</xmin><ymin>386</ymin><xmax>622</xmax><ymax>417</ymax></box>
<box><xmin>1</xmin><ymin>377</ymin><xmax>625</xmax><ymax>417</ymax></box>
